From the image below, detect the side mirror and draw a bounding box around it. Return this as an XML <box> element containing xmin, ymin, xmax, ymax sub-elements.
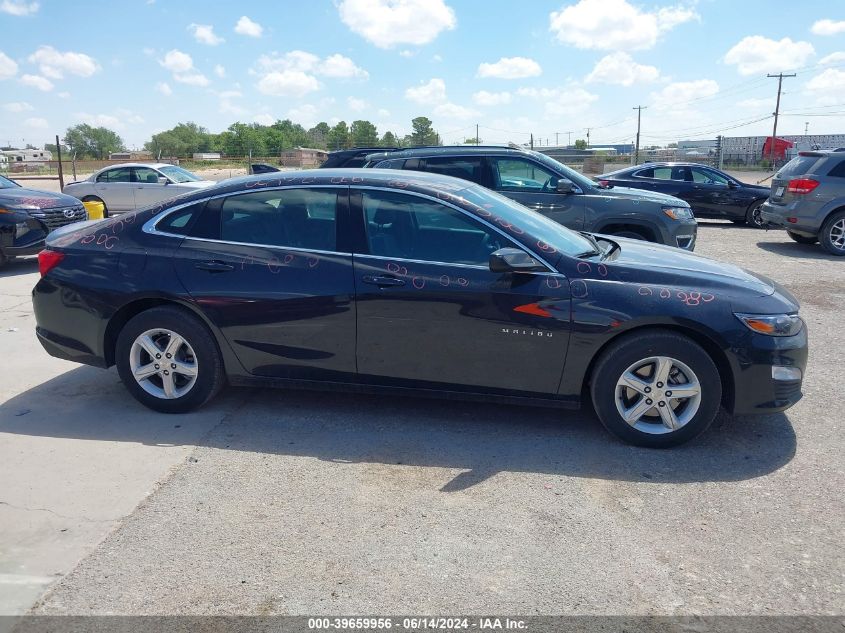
<box><xmin>727</xmin><ymin>180</ymin><xmax>738</xmax><ymax>188</ymax></box>
<box><xmin>556</xmin><ymin>180</ymin><xmax>574</xmax><ymax>194</ymax></box>
<box><xmin>489</xmin><ymin>247</ymin><xmax>546</xmax><ymax>273</ymax></box>
<box><xmin>158</xmin><ymin>176</ymin><xmax>169</xmax><ymax>185</ymax></box>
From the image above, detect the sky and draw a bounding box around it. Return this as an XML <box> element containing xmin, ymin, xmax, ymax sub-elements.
<box><xmin>1</xmin><ymin>0</ymin><xmax>845</xmax><ymax>151</ymax></box>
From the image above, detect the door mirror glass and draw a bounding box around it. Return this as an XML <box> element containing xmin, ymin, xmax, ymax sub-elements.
<box><xmin>489</xmin><ymin>247</ymin><xmax>546</xmax><ymax>273</ymax></box>
<box><xmin>556</xmin><ymin>180</ymin><xmax>574</xmax><ymax>194</ymax></box>
<box><xmin>158</xmin><ymin>177</ymin><xmax>169</xmax><ymax>185</ymax></box>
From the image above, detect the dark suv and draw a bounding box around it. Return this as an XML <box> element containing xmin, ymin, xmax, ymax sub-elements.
<box><xmin>760</xmin><ymin>150</ymin><xmax>845</xmax><ymax>255</ymax></box>
<box><xmin>321</xmin><ymin>147</ymin><xmax>397</xmax><ymax>168</ymax></box>
<box><xmin>362</xmin><ymin>146</ymin><xmax>698</xmax><ymax>250</ymax></box>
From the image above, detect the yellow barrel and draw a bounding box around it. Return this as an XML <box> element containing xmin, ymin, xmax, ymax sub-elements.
<box><xmin>82</xmin><ymin>200</ymin><xmax>105</xmax><ymax>220</ymax></box>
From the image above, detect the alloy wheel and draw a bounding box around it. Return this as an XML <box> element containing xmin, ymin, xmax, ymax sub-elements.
<box><xmin>829</xmin><ymin>218</ymin><xmax>845</xmax><ymax>251</ymax></box>
<box><xmin>614</xmin><ymin>356</ymin><xmax>702</xmax><ymax>435</ymax></box>
<box><xmin>129</xmin><ymin>328</ymin><xmax>198</xmax><ymax>399</ymax></box>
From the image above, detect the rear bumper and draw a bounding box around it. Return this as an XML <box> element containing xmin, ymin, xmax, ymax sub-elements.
<box><xmin>36</xmin><ymin>326</ymin><xmax>108</xmax><ymax>368</ymax></box>
<box><xmin>760</xmin><ymin>200</ymin><xmax>819</xmax><ymax>235</ymax></box>
<box><xmin>731</xmin><ymin>326</ymin><xmax>808</xmax><ymax>415</ymax></box>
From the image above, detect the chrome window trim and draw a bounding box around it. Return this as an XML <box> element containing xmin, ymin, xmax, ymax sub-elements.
<box><xmin>353</xmin><ymin>185</ymin><xmax>557</xmax><ymax>272</ymax></box>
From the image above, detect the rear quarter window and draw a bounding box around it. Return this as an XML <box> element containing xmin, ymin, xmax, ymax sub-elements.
<box><xmin>827</xmin><ymin>159</ymin><xmax>845</xmax><ymax>178</ymax></box>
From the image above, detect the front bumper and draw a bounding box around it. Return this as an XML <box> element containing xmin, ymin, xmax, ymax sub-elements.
<box><xmin>731</xmin><ymin>326</ymin><xmax>808</xmax><ymax>415</ymax></box>
<box><xmin>668</xmin><ymin>219</ymin><xmax>698</xmax><ymax>251</ymax></box>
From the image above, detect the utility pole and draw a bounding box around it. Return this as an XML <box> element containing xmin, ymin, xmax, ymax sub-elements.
<box><xmin>804</xmin><ymin>121</ymin><xmax>809</xmax><ymax>136</ymax></box>
<box><xmin>632</xmin><ymin>105</ymin><xmax>646</xmax><ymax>165</ymax></box>
<box><xmin>555</xmin><ymin>132</ymin><xmax>559</xmax><ymax>146</ymax></box>
<box><xmin>585</xmin><ymin>128</ymin><xmax>591</xmax><ymax>148</ymax></box>
<box><xmin>476</xmin><ymin>123</ymin><xmax>479</xmax><ymax>145</ymax></box>
<box><xmin>530</xmin><ymin>133</ymin><xmax>534</xmax><ymax>150</ymax></box>
<box><xmin>767</xmin><ymin>72</ymin><xmax>796</xmax><ymax>168</ymax></box>
<box><xmin>567</xmin><ymin>131</ymin><xmax>572</xmax><ymax>147</ymax></box>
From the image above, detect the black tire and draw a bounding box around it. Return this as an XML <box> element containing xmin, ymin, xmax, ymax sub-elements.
<box><xmin>82</xmin><ymin>195</ymin><xmax>109</xmax><ymax>218</ymax></box>
<box><xmin>115</xmin><ymin>306</ymin><xmax>225</xmax><ymax>413</ymax></box>
<box><xmin>589</xmin><ymin>331</ymin><xmax>722</xmax><ymax>448</ymax></box>
<box><xmin>819</xmin><ymin>210</ymin><xmax>845</xmax><ymax>256</ymax></box>
<box><xmin>745</xmin><ymin>200</ymin><xmax>765</xmax><ymax>228</ymax></box>
<box><xmin>787</xmin><ymin>231</ymin><xmax>818</xmax><ymax>245</ymax></box>
<box><xmin>0</xmin><ymin>250</ymin><xmax>8</xmax><ymax>268</ymax></box>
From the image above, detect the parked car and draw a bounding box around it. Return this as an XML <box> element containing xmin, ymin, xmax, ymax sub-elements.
<box><xmin>321</xmin><ymin>147</ymin><xmax>397</xmax><ymax>168</ymax></box>
<box><xmin>760</xmin><ymin>150</ymin><xmax>845</xmax><ymax>255</ymax></box>
<box><xmin>597</xmin><ymin>162</ymin><xmax>771</xmax><ymax>227</ymax></box>
<box><xmin>0</xmin><ymin>173</ymin><xmax>87</xmax><ymax>267</ymax></box>
<box><xmin>34</xmin><ymin>169</ymin><xmax>806</xmax><ymax>448</ymax></box>
<box><xmin>363</xmin><ymin>146</ymin><xmax>698</xmax><ymax>250</ymax></box>
<box><xmin>63</xmin><ymin>163</ymin><xmax>215</xmax><ymax>216</ymax></box>
<box><xmin>250</xmin><ymin>163</ymin><xmax>281</xmax><ymax>174</ymax></box>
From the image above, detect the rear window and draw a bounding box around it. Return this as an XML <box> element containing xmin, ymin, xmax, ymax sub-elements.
<box><xmin>778</xmin><ymin>156</ymin><xmax>826</xmax><ymax>178</ymax></box>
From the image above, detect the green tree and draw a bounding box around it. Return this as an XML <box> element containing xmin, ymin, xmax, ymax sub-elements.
<box><xmin>409</xmin><ymin>116</ymin><xmax>439</xmax><ymax>146</ymax></box>
<box><xmin>64</xmin><ymin>124</ymin><xmax>125</xmax><ymax>159</ymax></box>
<box><xmin>463</xmin><ymin>136</ymin><xmax>482</xmax><ymax>145</ymax></box>
<box><xmin>574</xmin><ymin>139</ymin><xmax>587</xmax><ymax>150</ymax></box>
<box><xmin>350</xmin><ymin>120</ymin><xmax>379</xmax><ymax>147</ymax></box>
<box><xmin>327</xmin><ymin>121</ymin><xmax>350</xmax><ymax>150</ymax></box>
<box><xmin>144</xmin><ymin>122</ymin><xmax>212</xmax><ymax>158</ymax></box>
<box><xmin>307</xmin><ymin>122</ymin><xmax>331</xmax><ymax>149</ymax></box>
<box><xmin>380</xmin><ymin>131</ymin><xmax>399</xmax><ymax>147</ymax></box>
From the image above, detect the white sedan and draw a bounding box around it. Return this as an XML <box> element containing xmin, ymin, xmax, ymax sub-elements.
<box><xmin>63</xmin><ymin>163</ymin><xmax>215</xmax><ymax>215</ymax></box>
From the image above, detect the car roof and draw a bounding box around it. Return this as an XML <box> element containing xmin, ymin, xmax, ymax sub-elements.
<box><xmin>95</xmin><ymin>162</ymin><xmax>172</xmax><ymax>171</ymax></box>
<box><xmin>365</xmin><ymin>145</ymin><xmax>534</xmax><ymax>162</ymax></box>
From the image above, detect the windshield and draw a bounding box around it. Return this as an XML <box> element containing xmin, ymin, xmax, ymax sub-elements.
<box><xmin>158</xmin><ymin>165</ymin><xmax>202</xmax><ymax>183</ymax></box>
<box><xmin>458</xmin><ymin>183</ymin><xmax>598</xmax><ymax>259</ymax></box>
<box><xmin>529</xmin><ymin>151</ymin><xmax>596</xmax><ymax>190</ymax></box>
<box><xmin>0</xmin><ymin>174</ymin><xmax>20</xmax><ymax>189</ymax></box>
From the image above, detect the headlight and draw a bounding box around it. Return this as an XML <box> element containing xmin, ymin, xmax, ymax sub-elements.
<box><xmin>735</xmin><ymin>313</ymin><xmax>803</xmax><ymax>336</ymax></box>
<box><xmin>663</xmin><ymin>206</ymin><xmax>694</xmax><ymax>220</ymax></box>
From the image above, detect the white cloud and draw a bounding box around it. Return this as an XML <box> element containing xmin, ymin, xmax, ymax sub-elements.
<box><xmin>405</xmin><ymin>77</ymin><xmax>446</xmax><ymax>104</ymax></box>
<box><xmin>338</xmin><ymin>0</ymin><xmax>456</xmax><ymax>49</ymax></box>
<box><xmin>253</xmin><ymin>113</ymin><xmax>275</xmax><ymax>126</ymax></box>
<box><xmin>377</xmin><ymin>108</ymin><xmax>390</xmax><ymax>118</ymax></box>
<box><xmin>649</xmin><ymin>79</ymin><xmax>719</xmax><ymax>110</ymax></box>
<box><xmin>214</xmin><ymin>64</ymin><xmax>226</xmax><ymax>78</ymax></box>
<box><xmin>472</xmin><ymin>90</ymin><xmax>511</xmax><ymax>106</ymax></box>
<box><xmin>28</xmin><ymin>46</ymin><xmax>99</xmax><ymax>79</ymax></box>
<box><xmin>159</xmin><ymin>49</ymin><xmax>194</xmax><ymax>73</ymax></box>
<box><xmin>24</xmin><ymin>116</ymin><xmax>47</xmax><ymax>128</ymax></box>
<box><xmin>0</xmin><ymin>51</ymin><xmax>17</xmax><ymax>79</ymax></box>
<box><xmin>321</xmin><ymin>54</ymin><xmax>369</xmax><ymax>79</ymax></box>
<box><xmin>399</xmin><ymin>50</ymin><xmax>415</xmax><ymax>58</ymax></box>
<box><xmin>585</xmin><ymin>52</ymin><xmax>660</xmax><ymax>86</ymax></box>
<box><xmin>155</xmin><ymin>82</ymin><xmax>172</xmax><ymax>96</ymax></box>
<box><xmin>517</xmin><ymin>86</ymin><xmax>598</xmax><ymax>117</ymax></box>
<box><xmin>549</xmin><ymin>0</ymin><xmax>698</xmax><ymax>51</ymax></box>
<box><xmin>811</xmin><ymin>19</ymin><xmax>845</xmax><ymax>36</ymax></box>
<box><xmin>235</xmin><ymin>15</ymin><xmax>263</xmax><ymax>37</ymax></box>
<box><xmin>4</xmin><ymin>101</ymin><xmax>32</xmax><ymax>112</ymax></box>
<box><xmin>1</xmin><ymin>0</ymin><xmax>39</xmax><ymax>16</ymax></box>
<box><xmin>347</xmin><ymin>96</ymin><xmax>367</xmax><ymax>111</ymax></box>
<box><xmin>432</xmin><ymin>54</ymin><xmax>443</xmax><ymax>62</ymax></box>
<box><xmin>805</xmin><ymin>68</ymin><xmax>845</xmax><ymax>105</ymax></box>
<box><xmin>77</xmin><ymin>113</ymin><xmax>121</xmax><ymax>128</ymax></box>
<box><xmin>736</xmin><ymin>97</ymin><xmax>771</xmax><ymax>110</ymax></box>
<box><xmin>433</xmin><ymin>102</ymin><xmax>478</xmax><ymax>119</ymax></box>
<box><xmin>477</xmin><ymin>57</ymin><xmax>541</xmax><ymax>79</ymax></box>
<box><xmin>257</xmin><ymin>70</ymin><xmax>321</xmax><ymax>97</ymax></box>
<box><xmin>819</xmin><ymin>52</ymin><xmax>845</xmax><ymax>65</ymax></box>
<box><xmin>724</xmin><ymin>36</ymin><xmax>814</xmax><ymax>76</ymax></box>
<box><xmin>218</xmin><ymin>90</ymin><xmax>247</xmax><ymax>116</ymax></box>
<box><xmin>20</xmin><ymin>73</ymin><xmax>52</xmax><ymax>91</ymax></box>
<box><xmin>287</xmin><ymin>103</ymin><xmax>319</xmax><ymax>125</ymax></box>
<box><xmin>189</xmin><ymin>23</ymin><xmax>224</xmax><ymax>46</ymax></box>
<box><xmin>174</xmin><ymin>72</ymin><xmax>209</xmax><ymax>87</ymax></box>
<box><xmin>57</xmin><ymin>91</ymin><xmax>70</xmax><ymax>99</ymax></box>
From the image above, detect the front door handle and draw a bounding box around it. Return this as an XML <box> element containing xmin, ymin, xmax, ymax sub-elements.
<box><xmin>195</xmin><ymin>260</ymin><xmax>234</xmax><ymax>273</ymax></box>
<box><xmin>362</xmin><ymin>275</ymin><xmax>405</xmax><ymax>287</ymax></box>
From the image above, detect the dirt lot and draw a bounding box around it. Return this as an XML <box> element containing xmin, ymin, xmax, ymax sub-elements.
<box><xmin>0</xmin><ymin>211</ymin><xmax>842</xmax><ymax>617</ymax></box>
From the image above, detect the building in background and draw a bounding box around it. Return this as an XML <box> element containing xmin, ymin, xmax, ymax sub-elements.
<box><xmin>109</xmin><ymin>151</ymin><xmax>154</xmax><ymax>160</ymax></box>
<box><xmin>192</xmin><ymin>152</ymin><xmax>221</xmax><ymax>161</ymax></box>
<box><xmin>722</xmin><ymin>134</ymin><xmax>845</xmax><ymax>164</ymax></box>
<box><xmin>1</xmin><ymin>148</ymin><xmax>52</xmax><ymax>164</ymax></box>
<box><xmin>279</xmin><ymin>147</ymin><xmax>328</xmax><ymax>168</ymax></box>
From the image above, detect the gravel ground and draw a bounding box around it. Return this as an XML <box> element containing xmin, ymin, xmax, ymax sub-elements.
<box><xmin>10</xmin><ymin>220</ymin><xmax>839</xmax><ymax>616</ymax></box>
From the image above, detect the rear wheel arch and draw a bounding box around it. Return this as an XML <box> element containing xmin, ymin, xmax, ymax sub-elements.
<box><xmin>580</xmin><ymin>324</ymin><xmax>735</xmax><ymax>413</ymax></box>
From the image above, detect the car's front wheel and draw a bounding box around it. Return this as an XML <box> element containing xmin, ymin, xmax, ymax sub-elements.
<box><xmin>590</xmin><ymin>331</ymin><xmax>721</xmax><ymax>447</ymax></box>
<box><xmin>819</xmin><ymin>210</ymin><xmax>845</xmax><ymax>256</ymax></box>
<box><xmin>115</xmin><ymin>306</ymin><xmax>225</xmax><ymax>413</ymax></box>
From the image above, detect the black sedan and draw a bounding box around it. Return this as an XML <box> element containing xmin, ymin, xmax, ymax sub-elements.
<box><xmin>33</xmin><ymin>169</ymin><xmax>807</xmax><ymax>448</ymax></box>
<box><xmin>0</xmin><ymin>173</ymin><xmax>87</xmax><ymax>266</ymax></box>
<box><xmin>598</xmin><ymin>163</ymin><xmax>771</xmax><ymax>227</ymax></box>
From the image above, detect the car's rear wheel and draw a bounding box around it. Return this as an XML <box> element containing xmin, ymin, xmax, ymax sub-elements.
<box><xmin>787</xmin><ymin>231</ymin><xmax>818</xmax><ymax>245</ymax></box>
<box><xmin>115</xmin><ymin>306</ymin><xmax>225</xmax><ymax>413</ymax></box>
<box><xmin>590</xmin><ymin>331</ymin><xmax>721</xmax><ymax>447</ymax></box>
<box><xmin>82</xmin><ymin>195</ymin><xmax>108</xmax><ymax>218</ymax></box>
<box><xmin>745</xmin><ymin>200</ymin><xmax>765</xmax><ymax>228</ymax></box>
<box><xmin>819</xmin><ymin>210</ymin><xmax>845</xmax><ymax>256</ymax></box>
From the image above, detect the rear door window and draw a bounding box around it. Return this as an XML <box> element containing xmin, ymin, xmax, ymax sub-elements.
<box><xmin>220</xmin><ymin>188</ymin><xmax>338</xmax><ymax>251</ymax></box>
<box><xmin>97</xmin><ymin>168</ymin><xmax>131</xmax><ymax>183</ymax></box>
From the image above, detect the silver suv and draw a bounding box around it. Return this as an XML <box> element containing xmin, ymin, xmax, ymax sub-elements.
<box><xmin>760</xmin><ymin>150</ymin><xmax>845</xmax><ymax>255</ymax></box>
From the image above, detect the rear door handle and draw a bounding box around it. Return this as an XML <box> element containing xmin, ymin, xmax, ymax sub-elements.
<box><xmin>195</xmin><ymin>260</ymin><xmax>234</xmax><ymax>273</ymax></box>
<box><xmin>362</xmin><ymin>275</ymin><xmax>405</xmax><ymax>287</ymax></box>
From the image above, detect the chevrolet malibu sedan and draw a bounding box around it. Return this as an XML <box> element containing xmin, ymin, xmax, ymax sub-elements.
<box><xmin>63</xmin><ymin>163</ymin><xmax>215</xmax><ymax>216</ymax></box>
<box><xmin>33</xmin><ymin>170</ymin><xmax>807</xmax><ymax>447</ymax></box>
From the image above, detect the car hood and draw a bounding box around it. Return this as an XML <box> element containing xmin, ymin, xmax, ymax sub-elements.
<box><xmin>591</xmin><ymin>185</ymin><xmax>689</xmax><ymax>207</ymax></box>
<box><xmin>0</xmin><ymin>188</ymin><xmax>82</xmax><ymax>210</ymax></box>
<box><xmin>596</xmin><ymin>236</ymin><xmax>775</xmax><ymax>297</ymax></box>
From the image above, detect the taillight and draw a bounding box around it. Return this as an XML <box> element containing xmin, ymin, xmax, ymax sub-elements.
<box><xmin>786</xmin><ymin>178</ymin><xmax>819</xmax><ymax>195</ymax></box>
<box><xmin>38</xmin><ymin>250</ymin><xmax>65</xmax><ymax>276</ymax></box>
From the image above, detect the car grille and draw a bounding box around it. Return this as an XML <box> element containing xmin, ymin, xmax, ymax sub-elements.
<box><xmin>30</xmin><ymin>205</ymin><xmax>88</xmax><ymax>232</ymax></box>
